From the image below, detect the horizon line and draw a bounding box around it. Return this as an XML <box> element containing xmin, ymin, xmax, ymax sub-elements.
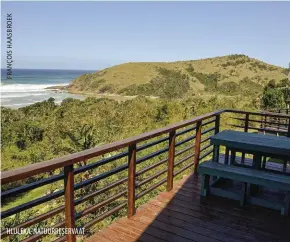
<box><xmin>1</xmin><ymin>68</ymin><xmax>97</xmax><ymax>71</ymax></box>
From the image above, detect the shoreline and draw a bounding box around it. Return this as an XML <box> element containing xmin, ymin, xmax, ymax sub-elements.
<box><xmin>46</xmin><ymin>85</ymin><xmax>159</xmax><ymax>100</ymax></box>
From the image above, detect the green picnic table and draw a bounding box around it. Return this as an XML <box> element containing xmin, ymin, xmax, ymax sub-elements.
<box><xmin>198</xmin><ymin>130</ymin><xmax>290</xmax><ymax>215</ymax></box>
<box><xmin>211</xmin><ymin>130</ymin><xmax>290</xmax><ymax>169</ymax></box>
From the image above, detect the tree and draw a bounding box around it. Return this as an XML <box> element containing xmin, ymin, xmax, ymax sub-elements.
<box><xmin>261</xmin><ymin>88</ymin><xmax>285</xmax><ymax>109</ymax></box>
<box><xmin>64</xmin><ymin>124</ymin><xmax>98</xmax><ymax>155</ymax></box>
<box><xmin>62</xmin><ymin>124</ymin><xmax>99</xmax><ymax>193</ymax></box>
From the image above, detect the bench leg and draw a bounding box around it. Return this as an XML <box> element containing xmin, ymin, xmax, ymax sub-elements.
<box><xmin>283</xmin><ymin>160</ymin><xmax>288</xmax><ymax>172</ymax></box>
<box><xmin>250</xmin><ymin>184</ymin><xmax>259</xmax><ymax>196</ymax></box>
<box><xmin>281</xmin><ymin>192</ymin><xmax>290</xmax><ymax>216</ymax></box>
<box><xmin>212</xmin><ymin>145</ymin><xmax>219</xmax><ymax>181</ymax></box>
<box><xmin>201</xmin><ymin>175</ymin><xmax>210</xmax><ymax>197</ymax></box>
<box><xmin>240</xmin><ymin>182</ymin><xmax>248</xmax><ymax>206</ymax></box>
<box><xmin>262</xmin><ymin>156</ymin><xmax>267</xmax><ymax>170</ymax></box>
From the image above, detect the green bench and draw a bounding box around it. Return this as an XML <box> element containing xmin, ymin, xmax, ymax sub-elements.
<box><xmin>198</xmin><ymin>160</ymin><xmax>290</xmax><ymax>216</ymax></box>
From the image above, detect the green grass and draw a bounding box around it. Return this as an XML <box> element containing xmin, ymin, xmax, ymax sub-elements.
<box><xmin>2</xmin><ymin>185</ymin><xmax>52</xmax><ymax>211</ymax></box>
<box><xmin>67</xmin><ymin>54</ymin><xmax>287</xmax><ymax>95</ymax></box>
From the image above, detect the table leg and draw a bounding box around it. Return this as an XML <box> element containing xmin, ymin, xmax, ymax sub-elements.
<box><xmin>241</xmin><ymin>152</ymin><xmax>245</xmax><ymax>164</ymax></box>
<box><xmin>250</xmin><ymin>153</ymin><xmax>262</xmax><ymax>196</ymax></box>
<box><xmin>230</xmin><ymin>150</ymin><xmax>236</xmax><ymax>165</ymax></box>
<box><xmin>224</xmin><ymin>148</ymin><xmax>229</xmax><ymax>165</ymax></box>
<box><xmin>213</xmin><ymin>145</ymin><xmax>219</xmax><ymax>163</ymax></box>
<box><xmin>240</xmin><ymin>182</ymin><xmax>248</xmax><ymax>206</ymax></box>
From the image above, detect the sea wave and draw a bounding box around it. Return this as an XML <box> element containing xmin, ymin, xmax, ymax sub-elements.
<box><xmin>9</xmin><ymin>102</ymin><xmax>37</xmax><ymax>107</ymax></box>
<box><xmin>0</xmin><ymin>83</ymin><xmax>68</xmax><ymax>93</ymax></box>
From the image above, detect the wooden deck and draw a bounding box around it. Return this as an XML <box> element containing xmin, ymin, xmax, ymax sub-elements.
<box><xmin>87</xmin><ymin>163</ymin><xmax>290</xmax><ymax>242</ymax></box>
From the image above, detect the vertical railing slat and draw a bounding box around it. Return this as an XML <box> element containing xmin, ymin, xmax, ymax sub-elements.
<box><xmin>128</xmin><ymin>144</ymin><xmax>136</xmax><ymax>218</ymax></box>
<box><xmin>167</xmin><ymin>130</ymin><xmax>176</xmax><ymax>191</ymax></box>
<box><xmin>64</xmin><ymin>164</ymin><xmax>76</xmax><ymax>242</ymax></box>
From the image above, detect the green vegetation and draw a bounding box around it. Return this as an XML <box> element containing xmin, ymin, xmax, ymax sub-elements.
<box><xmin>261</xmin><ymin>78</ymin><xmax>290</xmax><ymax>109</ymax></box>
<box><xmin>119</xmin><ymin>68</ymin><xmax>190</xmax><ymax>98</ymax></box>
<box><xmin>2</xmin><ymin>95</ymin><xmax>249</xmax><ymax>173</ymax></box>
<box><xmin>216</xmin><ymin>77</ymin><xmax>262</xmax><ymax>96</ymax></box>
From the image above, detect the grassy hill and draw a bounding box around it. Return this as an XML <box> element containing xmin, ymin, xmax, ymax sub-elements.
<box><xmin>65</xmin><ymin>54</ymin><xmax>288</xmax><ymax>98</ymax></box>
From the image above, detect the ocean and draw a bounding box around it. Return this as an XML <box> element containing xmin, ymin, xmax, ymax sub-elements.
<box><xmin>1</xmin><ymin>69</ymin><xmax>95</xmax><ymax>108</ymax></box>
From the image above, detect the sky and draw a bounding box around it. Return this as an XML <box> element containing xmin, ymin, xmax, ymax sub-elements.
<box><xmin>1</xmin><ymin>1</ymin><xmax>290</xmax><ymax>70</ymax></box>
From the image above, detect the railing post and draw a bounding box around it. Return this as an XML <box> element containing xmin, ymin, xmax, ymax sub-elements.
<box><xmin>64</xmin><ymin>164</ymin><xmax>76</xmax><ymax>242</ymax></box>
<box><xmin>263</xmin><ymin>115</ymin><xmax>267</xmax><ymax>134</ymax></box>
<box><xmin>241</xmin><ymin>113</ymin><xmax>249</xmax><ymax>163</ymax></box>
<box><xmin>261</xmin><ymin>113</ymin><xmax>266</xmax><ymax>133</ymax></box>
<box><xmin>244</xmin><ymin>113</ymin><xmax>249</xmax><ymax>133</ymax></box>
<box><xmin>128</xmin><ymin>144</ymin><xmax>136</xmax><ymax>218</ymax></box>
<box><xmin>213</xmin><ymin>115</ymin><xmax>220</xmax><ymax>163</ymax></box>
<box><xmin>278</xmin><ymin>110</ymin><xmax>281</xmax><ymax>131</ymax></box>
<box><xmin>284</xmin><ymin>117</ymin><xmax>290</xmax><ymax>172</ymax></box>
<box><xmin>167</xmin><ymin>130</ymin><xmax>176</xmax><ymax>191</ymax></box>
<box><xmin>194</xmin><ymin>121</ymin><xmax>202</xmax><ymax>174</ymax></box>
<box><xmin>287</xmin><ymin>118</ymin><xmax>290</xmax><ymax>138</ymax></box>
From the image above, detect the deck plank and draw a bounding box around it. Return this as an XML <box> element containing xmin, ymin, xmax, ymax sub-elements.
<box><xmin>157</xmin><ymin>192</ymin><xmax>289</xmax><ymax>239</ymax></box>
<box><xmin>137</xmin><ymin>207</ymin><xmax>244</xmax><ymax>242</ymax></box>
<box><xmin>141</xmin><ymin>202</ymin><xmax>258</xmax><ymax>242</ymax></box>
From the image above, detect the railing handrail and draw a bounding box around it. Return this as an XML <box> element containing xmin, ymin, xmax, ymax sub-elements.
<box><xmin>267</xmin><ymin>108</ymin><xmax>290</xmax><ymax>114</ymax></box>
<box><xmin>1</xmin><ymin>109</ymin><xmax>225</xmax><ymax>184</ymax></box>
<box><xmin>228</xmin><ymin>109</ymin><xmax>290</xmax><ymax>119</ymax></box>
<box><xmin>2</xmin><ymin>108</ymin><xmax>290</xmax><ymax>184</ymax></box>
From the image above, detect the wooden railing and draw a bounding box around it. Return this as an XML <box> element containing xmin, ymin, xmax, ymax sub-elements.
<box><xmin>261</xmin><ymin>108</ymin><xmax>290</xmax><ymax>135</ymax></box>
<box><xmin>276</xmin><ymin>108</ymin><xmax>290</xmax><ymax>115</ymax></box>
<box><xmin>1</xmin><ymin>109</ymin><xmax>290</xmax><ymax>242</ymax></box>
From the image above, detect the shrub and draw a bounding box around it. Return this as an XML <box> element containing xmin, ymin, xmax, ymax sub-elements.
<box><xmin>119</xmin><ymin>68</ymin><xmax>190</xmax><ymax>99</ymax></box>
<box><xmin>261</xmin><ymin>88</ymin><xmax>285</xmax><ymax>109</ymax></box>
<box><xmin>217</xmin><ymin>82</ymin><xmax>239</xmax><ymax>94</ymax></box>
<box><xmin>186</xmin><ymin>64</ymin><xmax>195</xmax><ymax>74</ymax></box>
<box><xmin>99</xmin><ymin>84</ymin><xmax>115</xmax><ymax>93</ymax></box>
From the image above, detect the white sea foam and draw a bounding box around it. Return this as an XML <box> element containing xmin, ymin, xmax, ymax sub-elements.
<box><xmin>11</xmin><ymin>102</ymin><xmax>37</xmax><ymax>107</ymax></box>
<box><xmin>0</xmin><ymin>69</ymin><xmax>90</xmax><ymax>108</ymax></box>
<box><xmin>1</xmin><ymin>93</ymin><xmax>46</xmax><ymax>99</ymax></box>
<box><xmin>0</xmin><ymin>83</ymin><xmax>68</xmax><ymax>93</ymax></box>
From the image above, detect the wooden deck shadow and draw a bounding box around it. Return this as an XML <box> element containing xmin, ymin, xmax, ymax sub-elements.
<box><xmin>88</xmin><ymin>172</ymin><xmax>290</xmax><ymax>242</ymax></box>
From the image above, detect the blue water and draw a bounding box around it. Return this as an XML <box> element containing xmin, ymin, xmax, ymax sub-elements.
<box><xmin>1</xmin><ymin>69</ymin><xmax>95</xmax><ymax>108</ymax></box>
